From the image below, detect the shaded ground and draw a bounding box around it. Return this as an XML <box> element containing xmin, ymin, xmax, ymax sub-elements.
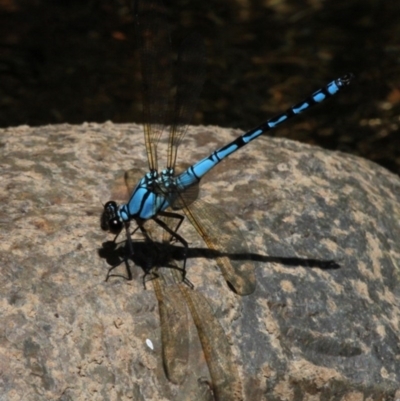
<box><xmin>1</xmin><ymin>0</ymin><xmax>400</xmax><ymax>174</ymax></box>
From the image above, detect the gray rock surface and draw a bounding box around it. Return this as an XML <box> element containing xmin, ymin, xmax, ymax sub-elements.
<box><xmin>1</xmin><ymin>122</ymin><xmax>399</xmax><ymax>400</ymax></box>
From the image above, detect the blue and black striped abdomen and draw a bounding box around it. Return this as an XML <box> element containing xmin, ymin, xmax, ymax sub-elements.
<box><xmin>176</xmin><ymin>74</ymin><xmax>353</xmax><ymax>189</ymax></box>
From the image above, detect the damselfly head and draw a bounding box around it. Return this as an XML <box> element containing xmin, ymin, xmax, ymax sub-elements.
<box><xmin>101</xmin><ymin>201</ymin><xmax>123</xmax><ymax>234</ymax></box>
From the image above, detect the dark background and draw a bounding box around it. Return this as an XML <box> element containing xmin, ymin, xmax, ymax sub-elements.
<box><xmin>1</xmin><ymin>0</ymin><xmax>400</xmax><ymax>174</ymax></box>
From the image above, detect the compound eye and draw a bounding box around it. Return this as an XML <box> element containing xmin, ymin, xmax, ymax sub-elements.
<box><xmin>108</xmin><ymin>218</ymin><xmax>123</xmax><ymax>234</ymax></box>
<box><xmin>100</xmin><ymin>201</ymin><xmax>121</xmax><ymax>232</ymax></box>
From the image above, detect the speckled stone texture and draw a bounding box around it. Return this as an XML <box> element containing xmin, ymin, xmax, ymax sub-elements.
<box><xmin>0</xmin><ymin>123</ymin><xmax>399</xmax><ymax>401</ymax></box>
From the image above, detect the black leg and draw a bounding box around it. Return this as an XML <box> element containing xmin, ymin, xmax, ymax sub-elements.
<box><xmin>158</xmin><ymin>210</ymin><xmax>185</xmax><ymax>243</ymax></box>
<box><xmin>106</xmin><ymin>222</ymin><xmax>137</xmax><ymax>282</ymax></box>
<box><xmin>153</xmin><ymin>214</ymin><xmax>188</xmax><ymax>280</ymax></box>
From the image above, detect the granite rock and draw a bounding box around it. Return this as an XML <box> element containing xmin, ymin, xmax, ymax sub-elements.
<box><xmin>0</xmin><ymin>123</ymin><xmax>399</xmax><ymax>400</ymax></box>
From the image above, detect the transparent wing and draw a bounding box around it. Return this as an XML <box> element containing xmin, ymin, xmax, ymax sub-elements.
<box><xmin>179</xmin><ymin>283</ymin><xmax>243</xmax><ymax>401</ymax></box>
<box><xmin>126</xmin><ymin>167</ymin><xmax>255</xmax><ymax>295</ymax></box>
<box><xmin>154</xmin><ymin>263</ymin><xmax>243</xmax><ymax>400</ymax></box>
<box><xmin>133</xmin><ymin>0</ymin><xmax>172</xmax><ymax>171</ymax></box>
<box><xmin>124</xmin><ymin>168</ymin><xmax>144</xmax><ymax>193</ymax></box>
<box><xmin>124</xmin><ymin>170</ymin><xmax>246</xmax><ymax>394</ymax></box>
<box><xmin>167</xmin><ymin>34</ymin><xmax>206</xmax><ymax>170</ymax></box>
<box><xmin>152</xmin><ymin>273</ymin><xmax>189</xmax><ymax>384</ymax></box>
<box><xmin>182</xmin><ymin>199</ymin><xmax>256</xmax><ymax>295</ymax></box>
<box><xmin>131</xmin><ymin>211</ymin><xmax>189</xmax><ymax>385</ymax></box>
